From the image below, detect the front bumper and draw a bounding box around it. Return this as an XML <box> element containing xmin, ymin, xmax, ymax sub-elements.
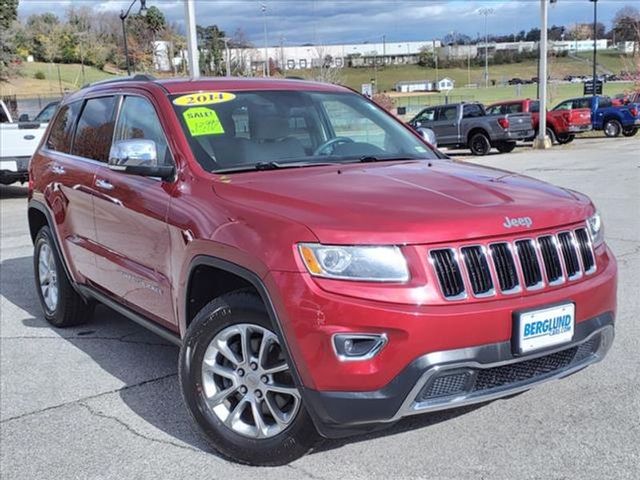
<box><xmin>303</xmin><ymin>313</ymin><xmax>614</xmax><ymax>438</ymax></box>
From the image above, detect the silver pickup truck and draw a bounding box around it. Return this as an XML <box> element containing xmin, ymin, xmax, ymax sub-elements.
<box><xmin>0</xmin><ymin>100</ymin><xmax>50</xmax><ymax>185</ymax></box>
<box><xmin>408</xmin><ymin>102</ymin><xmax>534</xmax><ymax>155</ymax></box>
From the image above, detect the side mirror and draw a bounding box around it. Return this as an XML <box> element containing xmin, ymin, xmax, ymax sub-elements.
<box><xmin>18</xmin><ymin>113</ymin><xmax>30</xmax><ymax>122</ymax></box>
<box><xmin>108</xmin><ymin>139</ymin><xmax>174</xmax><ymax>180</ymax></box>
<box><xmin>417</xmin><ymin>127</ymin><xmax>438</xmax><ymax>148</ymax></box>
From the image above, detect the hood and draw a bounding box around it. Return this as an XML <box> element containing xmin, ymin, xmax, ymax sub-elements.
<box><xmin>213</xmin><ymin>160</ymin><xmax>593</xmax><ymax>245</ymax></box>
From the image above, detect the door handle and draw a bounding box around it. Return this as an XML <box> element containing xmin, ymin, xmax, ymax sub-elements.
<box><xmin>51</xmin><ymin>165</ymin><xmax>65</xmax><ymax>174</ymax></box>
<box><xmin>95</xmin><ymin>178</ymin><xmax>114</xmax><ymax>190</ymax></box>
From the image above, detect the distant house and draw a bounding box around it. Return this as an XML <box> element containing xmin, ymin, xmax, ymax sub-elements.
<box><xmin>438</xmin><ymin>77</ymin><xmax>455</xmax><ymax>91</ymax></box>
<box><xmin>394</xmin><ymin>80</ymin><xmax>435</xmax><ymax>93</ymax></box>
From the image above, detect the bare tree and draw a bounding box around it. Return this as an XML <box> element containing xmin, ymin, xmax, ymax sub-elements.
<box><xmin>311</xmin><ymin>45</ymin><xmax>344</xmax><ymax>84</ymax></box>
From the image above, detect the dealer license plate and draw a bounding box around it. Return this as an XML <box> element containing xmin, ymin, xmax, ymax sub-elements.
<box><xmin>515</xmin><ymin>303</ymin><xmax>575</xmax><ymax>354</ymax></box>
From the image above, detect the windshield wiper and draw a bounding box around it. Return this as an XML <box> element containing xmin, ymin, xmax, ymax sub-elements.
<box><xmin>213</xmin><ymin>160</ymin><xmax>340</xmax><ymax>174</ymax></box>
<box><xmin>358</xmin><ymin>155</ymin><xmax>418</xmax><ymax>163</ymax></box>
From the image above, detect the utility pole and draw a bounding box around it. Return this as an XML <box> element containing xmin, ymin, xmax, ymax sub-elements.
<box><xmin>479</xmin><ymin>7</ymin><xmax>493</xmax><ymax>88</ymax></box>
<box><xmin>261</xmin><ymin>2</ymin><xmax>269</xmax><ymax>77</ymax></box>
<box><xmin>382</xmin><ymin>34</ymin><xmax>386</xmax><ymax>65</ymax></box>
<box><xmin>534</xmin><ymin>0</ymin><xmax>552</xmax><ymax>149</ymax></box>
<box><xmin>184</xmin><ymin>0</ymin><xmax>199</xmax><ymax>77</ymax></box>
<box><xmin>433</xmin><ymin>39</ymin><xmax>438</xmax><ymax>83</ymax></box>
<box><xmin>222</xmin><ymin>38</ymin><xmax>231</xmax><ymax>76</ymax></box>
<box><xmin>592</xmin><ymin>0</ymin><xmax>598</xmax><ymax>84</ymax></box>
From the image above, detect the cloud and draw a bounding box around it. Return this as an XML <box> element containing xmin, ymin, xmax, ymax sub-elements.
<box><xmin>16</xmin><ymin>0</ymin><xmax>631</xmax><ymax>45</ymax></box>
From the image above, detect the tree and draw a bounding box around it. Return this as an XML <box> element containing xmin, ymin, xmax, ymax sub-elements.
<box><xmin>525</xmin><ymin>28</ymin><xmax>541</xmax><ymax>42</ymax></box>
<box><xmin>197</xmin><ymin>24</ymin><xmax>226</xmax><ymax>75</ymax></box>
<box><xmin>612</xmin><ymin>6</ymin><xmax>640</xmax><ymax>55</ymax></box>
<box><xmin>417</xmin><ymin>46</ymin><xmax>435</xmax><ymax>67</ymax></box>
<box><xmin>144</xmin><ymin>6</ymin><xmax>166</xmax><ymax>34</ymax></box>
<box><xmin>548</xmin><ymin>25</ymin><xmax>565</xmax><ymax>41</ymax></box>
<box><xmin>0</xmin><ymin>0</ymin><xmax>19</xmax><ymax>80</ymax></box>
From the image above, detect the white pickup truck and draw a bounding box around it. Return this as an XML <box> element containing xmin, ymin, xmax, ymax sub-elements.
<box><xmin>1</xmin><ymin>100</ymin><xmax>51</xmax><ymax>185</ymax></box>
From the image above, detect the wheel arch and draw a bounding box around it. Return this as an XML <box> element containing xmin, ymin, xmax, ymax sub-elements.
<box><xmin>466</xmin><ymin>127</ymin><xmax>489</xmax><ymax>145</ymax></box>
<box><xmin>183</xmin><ymin>254</ymin><xmax>307</xmax><ymax>390</ymax></box>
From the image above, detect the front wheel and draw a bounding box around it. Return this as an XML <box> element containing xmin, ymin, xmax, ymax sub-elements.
<box><xmin>496</xmin><ymin>142</ymin><xmax>516</xmax><ymax>153</ymax></box>
<box><xmin>179</xmin><ymin>291</ymin><xmax>318</xmax><ymax>466</ymax></box>
<box><xmin>622</xmin><ymin>127</ymin><xmax>638</xmax><ymax>137</ymax></box>
<box><xmin>468</xmin><ymin>132</ymin><xmax>491</xmax><ymax>156</ymax></box>
<box><xmin>556</xmin><ymin>133</ymin><xmax>575</xmax><ymax>145</ymax></box>
<box><xmin>603</xmin><ymin>119</ymin><xmax>622</xmax><ymax>138</ymax></box>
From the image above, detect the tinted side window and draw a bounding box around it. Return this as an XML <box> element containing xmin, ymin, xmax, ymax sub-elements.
<box><xmin>415</xmin><ymin>108</ymin><xmax>436</xmax><ymax>123</ymax></box>
<box><xmin>573</xmin><ymin>98</ymin><xmax>591</xmax><ymax>110</ymax></box>
<box><xmin>462</xmin><ymin>104</ymin><xmax>483</xmax><ymax>118</ymax></box>
<box><xmin>506</xmin><ymin>103</ymin><xmax>523</xmax><ymax>114</ymax></box>
<box><xmin>530</xmin><ymin>101</ymin><xmax>540</xmax><ymax>113</ymax></box>
<box><xmin>439</xmin><ymin>106</ymin><xmax>458</xmax><ymax>121</ymax></box>
<box><xmin>113</xmin><ymin>96</ymin><xmax>171</xmax><ymax>166</ymax></box>
<box><xmin>72</xmin><ymin>97</ymin><xmax>116</xmax><ymax>162</ymax></box>
<box><xmin>485</xmin><ymin>105</ymin><xmax>502</xmax><ymax>115</ymax></box>
<box><xmin>554</xmin><ymin>101</ymin><xmax>572</xmax><ymax>111</ymax></box>
<box><xmin>47</xmin><ymin>101</ymin><xmax>81</xmax><ymax>153</ymax></box>
<box><xmin>598</xmin><ymin>97</ymin><xmax>612</xmax><ymax>108</ymax></box>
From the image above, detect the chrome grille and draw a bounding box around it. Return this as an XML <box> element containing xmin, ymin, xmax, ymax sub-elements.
<box><xmin>489</xmin><ymin>243</ymin><xmax>520</xmax><ymax>293</ymax></box>
<box><xmin>460</xmin><ymin>246</ymin><xmax>493</xmax><ymax>296</ymax></box>
<box><xmin>430</xmin><ymin>249</ymin><xmax>465</xmax><ymax>299</ymax></box>
<box><xmin>515</xmin><ymin>239</ymin><xmax>543</xmax><ymax>288</ymax></box>
<box><xmin>430</xmin><ymin>225</ymin><xmax>596</xmax><ymax>300</ymax></box>
<box><xmin>538</xmin><ymin>235</ymin><xmax>563</xmax><ymax>284</ymax></box>
<box><xmin>575</xmin><ymin>228</ymin><xmax>595</xmax><ymax>273</ymax></box>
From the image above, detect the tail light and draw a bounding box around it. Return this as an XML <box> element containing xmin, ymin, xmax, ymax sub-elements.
<box><xmin>630</xmin><ymin>107</ymin><xmax>638</xmax><ymax>117</ymax></box>
<box><xmin>497</xmin><ymin>118</ymin><xmax>509</xmax><ymax>129</ymax></box>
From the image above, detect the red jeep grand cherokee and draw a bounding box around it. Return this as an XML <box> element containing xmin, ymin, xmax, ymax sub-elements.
<box><xmin>28</xmin><ymin>76</ymin><xmax>616</xmax><ymax>465</ymax></box>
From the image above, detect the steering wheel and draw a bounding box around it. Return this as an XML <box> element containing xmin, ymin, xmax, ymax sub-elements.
<box><xmin>313</xmin><ymin>137</ymin><xmax>354</xmax><ymax>156</ymax></box>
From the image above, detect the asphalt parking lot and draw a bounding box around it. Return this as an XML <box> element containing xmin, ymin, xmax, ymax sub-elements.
<box><xmin>1</xmin><ymin>136</ymin><xmax>638</xmax><ymax>479</ymax></box>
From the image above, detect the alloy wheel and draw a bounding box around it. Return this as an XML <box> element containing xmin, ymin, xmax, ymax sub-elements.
<box><xmin>38</xmin><ymin>243</ymin><xmax>59</xmax><ymax>313</ymax></box>
<box><xmin>201</xmin><ymin>323</ymin><xmax>301</xmax><ymax>439</ymax></box>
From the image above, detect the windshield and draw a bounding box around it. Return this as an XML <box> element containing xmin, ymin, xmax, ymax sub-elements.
<box><xmin>171</xmin><ymin>90</ymin><xmax>437</xmax><ymax>172</ymax></box>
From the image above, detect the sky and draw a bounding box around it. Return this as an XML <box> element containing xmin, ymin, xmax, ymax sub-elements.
<box><xmin>16</xmin><ymin>0</ymin><xmax>636</xmax><ymax>46</ymax></box>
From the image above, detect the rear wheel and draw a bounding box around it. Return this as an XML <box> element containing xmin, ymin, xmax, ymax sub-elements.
<box><xmin>34</xmin><ymin>226</ymin><xmax>92</xmax><ymax>327</ymax></box>
<box><xmin>468</xmin><ymin>132</ymin><xmax>491</xmax><ymax>156</ymax></box>
<box><xmin>603</xmin><ymin>119</ymin><xmax>622</xmax><ymax>138</ymax></box>
<box><xmin>622</xmin><ymin>126</ymin><xmax>638</xmax><ymax>137</ymax></box>
<box><xmin>556</xmin><ymin>133</ymin><xmax>575</xmax><ymax>145</ymax></box>
<box><xmin>496</xmin><ymin>142</ymin><xmax>516</xmax><ymax>153</ymax></box>
<box><xmin>179</xmin><ymin>291</ymin><xmax>318</xmax><ymax>465</ymax></box>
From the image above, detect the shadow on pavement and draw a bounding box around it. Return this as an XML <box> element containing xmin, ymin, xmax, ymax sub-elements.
<box><xmin>1</xmin><ymin>254</ymin><xmax>486</xmax><ymax>460</ymax></box>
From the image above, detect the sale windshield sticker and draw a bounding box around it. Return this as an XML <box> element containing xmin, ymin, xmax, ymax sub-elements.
<box><xmin>173</xmin><ymin>92</ymin><xmax>236</xmax><ymax>106</ymax></box>
<box><xmin>183</xmin><ymin>107</ymin><xmax>225</xmax><ymax>136</ymax></box>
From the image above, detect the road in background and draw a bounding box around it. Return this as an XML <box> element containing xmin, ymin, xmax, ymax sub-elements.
<box><xmin>1</xmin><ymin>136</ymin><xmax>638</xmax><ymax>479</ymax></box>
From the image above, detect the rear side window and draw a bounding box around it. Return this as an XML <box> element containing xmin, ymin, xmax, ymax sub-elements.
<box><xmin>485</xmin><ymin>105</ymin><xmax>503</xmax><ymax>115</ymax></box>
<box><xmin>72</xmin><ymin>96</ymin><xmax>116</xmax><ymax>162</ymax></box>
<box><xmin>530</xmin><ymin>101</ymin><xmax>540</xmax><ymax>113</ymax></box>
<box><xmin>439</xmin><ymin>106</ymin><xmax>458</xmax><ymax>121</ymax></box>
<box><xmin>47</xmin><ymin>101</ymin><xmax>81</xmax><ymax>153</ymax></box>
<box><xmin>573</xmin><ymin>98</ymin><xmax>591</xmax><ymax>110</ymax></box>
<box><xmin>505</xmin><ymin>103</ymin><xmax>523</xmax><ymax>114</ymax></box>
<box><xmin>462</xmin><ymin>104</ymin><xmax>483</xmax><ymax>118</ymax></box>
<box><xmin>598</xmin><ymin>97</ymin><xmax>612</xmax><ymax>108</ymax></box>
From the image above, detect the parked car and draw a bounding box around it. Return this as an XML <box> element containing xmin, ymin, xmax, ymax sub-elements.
<box><xmin>486</xmin><ymin>98</ymin><xmax>592</xmax><ymax>145</ymax></box>
<box><xmin>28</xmin><ymin>76</ymin><xmax>617</xmax><ymax>465</ymax></box>
<box><xmin>0</xmin><ymin>100</ymin><xmax>48</xmax><ymax>185</ymax></box>
<box><xmin>552</xmin><ymin>96</ymin><xmax>640</xmax><ymax>138</ymax></box>
<box><xmin>409</xmin><ymin>102</ymin><xmax>534</xmax><ymax>155</ymax></box>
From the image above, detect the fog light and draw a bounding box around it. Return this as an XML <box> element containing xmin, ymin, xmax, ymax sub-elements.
<box><xmin>333</xmin><ymin>333</ymin><xmax>387</xmax><ymax>361</ymax></box>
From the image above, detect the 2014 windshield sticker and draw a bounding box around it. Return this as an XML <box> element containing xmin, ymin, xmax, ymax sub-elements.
<box><xmin>173</xmin><ymin>92</ymin><xmax>236</xmax><ymax>106</ymax></box>
<box><xmin>183</xmin><ymin>107</ymin><xmax>225</xmax><ymax>137</ymax></box>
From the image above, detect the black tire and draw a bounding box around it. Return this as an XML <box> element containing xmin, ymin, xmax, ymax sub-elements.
<box><xmin>468</xmin><ymin>132</ymin><xmax>491</xmax><ymax>156</ymax></box>
<box><xmin>179</xmin><ymin>290</ymin><xmax>318</xmax><ymax>466</ymax></box>
<box><xmin>33</xmin><ymin>226</ymin><xmax>92</xmax><ymax>327</ymax></box>
<box><xmin>556</xmin><ymin>133</ymin><xmax>575</xmax><ymax>145</ymax></box>
<box><xmin>544</xmin><ymin>128</ymin><xmax>557</xmax><ymax>145</ymax></box>
<box><xmin>622</xmin><ymin>127</ymin><xmax>638</xmax><ymax>137</ymax></box>
<box><xmin>496</xmin><ymin>142</ymin><xmax>516</xmax><ymax>153</ymax></box>
<box><xmin>603</xmin><ymin>119</ymin><xmax>622</xmax><ymax>138</ymax></box>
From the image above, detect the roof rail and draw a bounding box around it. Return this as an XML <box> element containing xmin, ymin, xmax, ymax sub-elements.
<box><xmin>81</xmin><ymin>74</ymin><xmax>156</xmax><ymax>89</ymax></box>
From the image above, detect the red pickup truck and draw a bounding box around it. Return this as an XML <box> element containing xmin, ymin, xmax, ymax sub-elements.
<box><xmin>487</xmin><ymin>99</ymin><xmax>592</xmax><ymax>145</ymax></box>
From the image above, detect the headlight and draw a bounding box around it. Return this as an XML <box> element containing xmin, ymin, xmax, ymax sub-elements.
<box><xmin>587</xmin><ymin>211</ymin><xmax>604</xmax><ymax>246</ymax></box>
<box><xmin>298</xmin><ymin>244</ymin><xmax>409</xmax><ymax>282</ymax></box>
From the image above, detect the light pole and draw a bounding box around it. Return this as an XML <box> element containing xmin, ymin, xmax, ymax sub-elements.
<box><xmin>184</xmin><ymin>0</ymin><xmax>199</xmax><ymax>78</ymax></box>
<box><xmin>590</xmin><ymin>0</ymin><xmax>598</xmax><ymax>97</ymax></box>
<box><xmin>261</xmin><ymin>2</ymin><xmax>269</xmax><ymax>77</ymax></box>
<box><xmin>479</xmin><ymin>7</ymin><xmax>493</xmax><ymax>88</ymax></box>
<box><xmin>120</xmin><ymin>0</ymin><xmax>148</xmax><ymax>76</ymax></box>
<box><xmin>534</xmin><ymin>0</ymin><xmax>552</xmax><ymax>149</ymax></box>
